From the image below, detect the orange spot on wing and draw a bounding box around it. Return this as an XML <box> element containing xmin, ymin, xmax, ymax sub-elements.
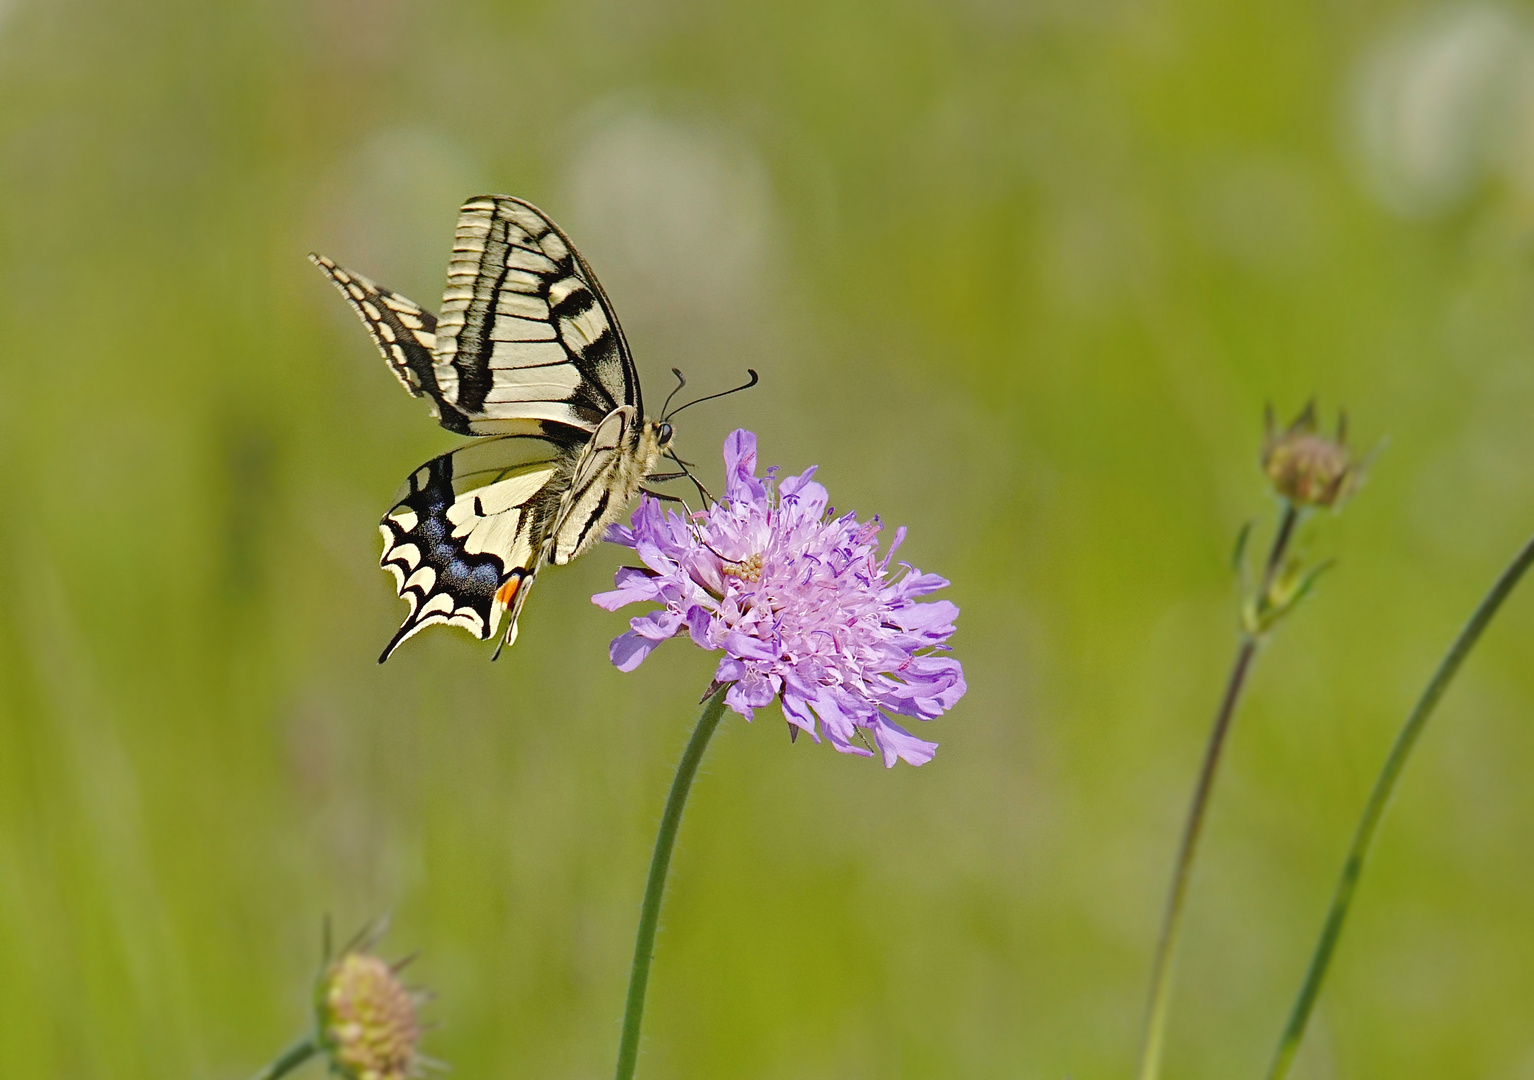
<box><xmin>496</xmin><ymin>575</ymin><xmax>522</xmax><ymax>607</ymax></box>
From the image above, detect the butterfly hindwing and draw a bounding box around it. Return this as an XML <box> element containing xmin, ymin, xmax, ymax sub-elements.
<box><xmin>377</xmin><ymin>432</ymin><xmax>581</xmax><ymax>661</ymax></box>
<box><xmin>308</xmin><ymin>253</ymin><xmax>475</xmax><ymax>435</ymax></box>
<box><xmin>431</xmin><ymin>196</ymin><xmax>641</xmax><ymax>434</ymax></box>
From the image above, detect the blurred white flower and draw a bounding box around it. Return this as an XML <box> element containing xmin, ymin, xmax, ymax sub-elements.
<box><xmin>309</xmin><ymin>127</ymin><xmax>485</xmax><ymax>303</ymax></box>
<box><xmin>561</xmin><ymin>104</ymin><xmax>774</xmax><ymax>364</ymax></box>
<box><xmin>1351</xmin><ymin>3</ymin><xmax>1534</xmax><ymax>217</ymax></box>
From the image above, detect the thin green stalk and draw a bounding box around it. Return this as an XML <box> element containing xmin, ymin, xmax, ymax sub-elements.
<box><xmin>1136</xmin><ymin>503</ymin><xmax>1298</xmax><ymax>1080</ymax></box>
<box><xmin>1265</xmin><ymin>503</ymin><xmax>1300</xmax><ymax>580</ymax></box>
<box><xmin>615</xmin><ymin>684</ymin><xmax>729</xmax><ymax>1080</ymax></box>
<box><xmin>1137</xmin><ymin>635</ymin><xmax>1257</xmax><ymax>1080</ymax></box>
<box><xmin>247</xmin><ymin>1037</ymin><xmax>316</xmax><ymax>1080</ymax></box>
<box><xmin>1265</xmin><ymin>531</ymin><xmax>1534</xmax><ymax>1080</ymax></box>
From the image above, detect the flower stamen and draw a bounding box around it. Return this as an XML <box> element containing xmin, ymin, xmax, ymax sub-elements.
<box><xmin>721</xmin><ymin>551</ymin><xmax>764</xmax><ymax>583</ymax></box>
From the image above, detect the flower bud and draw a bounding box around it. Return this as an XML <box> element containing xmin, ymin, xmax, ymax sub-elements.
<box><xmin>1262</xmin><ymin>401</ymin><xmax>1356</xmax><ymax>509</ymax></box>
<box><xmin>316</xmin><ymin>951</ymin><xmax>426</xmax><ymax>1080</ymax></box>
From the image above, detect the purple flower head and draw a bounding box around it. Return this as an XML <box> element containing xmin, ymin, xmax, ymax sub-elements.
<box><xmin>593</xmin><ymin>430</ymin><xmax>966</xmax><ymax>767</ymax></box>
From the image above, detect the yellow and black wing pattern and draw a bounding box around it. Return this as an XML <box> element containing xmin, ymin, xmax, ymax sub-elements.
<box><xmin>312</xmin><ymin>195</ymin><xmax>660</xmax><ymax>662</ymax></box>
<box><xmin>313</xmin><ymin>196</ymin><xmax>641</xmax><ymax>438</ymax></box>
<box><xmin>433</xmin><ymin>195</ymin><xmax>642</xmax><ymax>433</ymax></box>
<box><xmin>308</xmin><ymin>254</ymin><xmax>476</xmax><ymax>434</ymax></box>
<box><xmin>375</xmin><ymin>434</ymin><xmax>576</xmax><ymax>661</ymax></box>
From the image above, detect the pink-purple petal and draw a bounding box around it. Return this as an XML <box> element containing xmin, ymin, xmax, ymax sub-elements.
<box><xmin>779</xmin><ymin>689</ymin><xmax>825</xmax><ymax>744</ymax></box>
<box><xmin>724</xmin><ymin>428</ymin><xmax>767</xmax><ymax>502</ymax></box>
<box><xmin>609</xmin><ymin>631</ymin><xmax>659</xmax><ymax>672</ymax></box>
<box><xmin>887</xmin><ymin>599</ymin><xmax>960</xmax><ymax>635</ymax></box>
<box><xmin>723</xmin><ymin>629</ymin><xmax>779</xmax><ymax>661</ymax></box>
<box><xmin>871</xmin><ymin>715</ymin><xmax>939</xmax><ymax>768</ymax></box>
<box><xmin>724</xmin><ymin>670</ymin><xmax>777</xmax><ymax>721</ymax></box>
<box><xmin>604</xmin><ymin>522</ymin><xmax>637</xmax><ymax>547</ymax></box>
<box><xmin>630</xmin><ymin>609</ymin><xmax>685</xmax><ymax>641</ymax></box>
<box><xmin>590</xmin><ymin>567</ymin><xmax>663</xmax><ymax>611</ymax></box>
<box><xmin>686</xmin><ymin>605</ymin><xmax>714</xmax><ymax>648</ymax></box>
<box><xmin>895</xmin><ymin>570</ymin><xmax>951</xmax><ymax>598</ymax></box>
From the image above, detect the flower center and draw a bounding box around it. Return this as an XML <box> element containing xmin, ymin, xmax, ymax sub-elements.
<box><xmin>722</xmin><ymin>552</ymin><xmax>764</xmax><ymax>583</ymax></box>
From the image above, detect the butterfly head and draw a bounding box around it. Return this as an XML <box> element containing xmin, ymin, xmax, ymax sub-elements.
<box><xmin>632</xmin><ymin>417</ymin><xmax>677</xmax><ymax>478</ymax></box>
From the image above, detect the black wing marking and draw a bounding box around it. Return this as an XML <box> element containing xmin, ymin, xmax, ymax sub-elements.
<box><xmin>377</xmin><ymin>434</ymin><xmax>577</xmax><ymax>662</ymax></box>
<box><xmin>432</xmin><ymin>196</ymin><xmax>642</xmax><ymax>434</ymax></box>
<box><xmin>309</xmin><ymin>253</ymin><xmax>475</xmax><ymax>435</ymax></box>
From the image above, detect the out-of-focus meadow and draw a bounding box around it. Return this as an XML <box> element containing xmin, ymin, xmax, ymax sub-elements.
<box><xmin>5</xmin><ymin>0</ymin><xmax>1534</xmax><ymax>1076</ymax></box>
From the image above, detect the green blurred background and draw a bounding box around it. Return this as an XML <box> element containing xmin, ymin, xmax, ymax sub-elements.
<box><xmin>4</xmin><ymin>0</ymin><xmax>1534</xmax><ymax>1076</ymax></box>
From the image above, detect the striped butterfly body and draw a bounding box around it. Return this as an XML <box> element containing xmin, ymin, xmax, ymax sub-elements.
<box><xmin>312</xmin><ymin>195</ymin><xmax>675</xmax><ymax>661</ymax></box>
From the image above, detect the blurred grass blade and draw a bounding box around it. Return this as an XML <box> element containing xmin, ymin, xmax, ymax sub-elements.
<box><xmin>1232</xmin><ymin>519</ymin><xmax>1255</xmax><ymax>573</ymax></box>
<box><xmin>247</xmin><ymin>1038</ymin><xmax>316</xmax><ymax>1080</ymax></box>
<box><xmin>1265</xmin><ymin>531</ymin><xmax>1534</xmax><ymax>1079</ymax></box>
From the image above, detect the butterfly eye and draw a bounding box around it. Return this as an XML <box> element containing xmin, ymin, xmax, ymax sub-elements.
<box><xmin>657</xmin><ymin>422</ymin><xmax>674</xmax><ymax>446</ymax></box>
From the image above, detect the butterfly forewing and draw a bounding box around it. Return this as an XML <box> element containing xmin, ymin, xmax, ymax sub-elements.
<box><xmin>308</xmin><ymin>254</ymin><xmax>474</xmax><ymax>435</ymax></box>
<box><xmin>432</xmin><ymin>197</ymin><xmax>641</xmax><ymax>434</ymax></box>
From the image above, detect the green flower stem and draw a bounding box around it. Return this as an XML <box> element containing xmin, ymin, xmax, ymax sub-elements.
<box><xmin>1136</xmin><ymin>503</ymin><xmax>1298</xmax><ymax>1080</ymax></box>
<box><xmin>1265</xmin><ymin>531</ymin><xmax>1534</xmax><ymax>1080</ymax></box>
<box><xmin>1265</xmin><ymin>502</ymin><xmax>1299</xmax><ymax>579</ymax></box>
<box><xmin>615</xmin><ymin>684</ymin><xmax>729</xmax><ymax>1080</ymax></box>
<box><xmin>247</xmin><ymin>1037</ymin><xmax>316</xmax><ymax>1080</ymax></box>
<box><xmin>1137</xmin><ymin>634</ymin><xmax>1257</xmax><ymax>1080</ymax></box>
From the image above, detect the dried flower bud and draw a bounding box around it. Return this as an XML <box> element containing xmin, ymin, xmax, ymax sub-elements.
<box><xmin>1262</xmin><ymin>401</ymin><xmax>1356</xmax><ymax>509</ymax></box>
<box><xmin>316</xmin><ymin>951</ymin><xmax>426</xmax><ymax>1080</ymax></box>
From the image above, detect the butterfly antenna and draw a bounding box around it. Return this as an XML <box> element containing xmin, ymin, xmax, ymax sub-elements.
<box><xmin>667</xmin><ymin>449</ymin><xmax>714</xmax><ymax>505</ymax></box>
<box><xmin>660</xmin><ymin>368</ymin><xmax>688</xmax><ymax>419</ymax></box>
<box><xmin>663</xmin><ymin>369</ymin><xmax>759</xmax><ymax>421</ymax></box>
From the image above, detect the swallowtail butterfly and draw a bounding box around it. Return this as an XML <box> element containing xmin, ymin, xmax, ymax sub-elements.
<box><xmin>313</xmin><ymin>195</ymin><xmax>716</xmax><ymax>662</ymax></box>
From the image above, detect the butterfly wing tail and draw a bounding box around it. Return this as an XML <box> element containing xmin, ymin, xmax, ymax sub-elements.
<box><xmin>489</xmin><ymin>568</ymin><xmax>536</xmax><ymax>661</ymax></box>
<box><xmin>379</xmin><ymin>609</ymin><xmax>443</xmax><ymax>664</ymax></box>
<box><xmin>375</xmin><ymin>544</ymin><xmax>503</xmax><ymax>664</ymax></box>
<box><xmin>375</xmin><ymin>452</ymin><xmax>529</xmax><ymax>663</ymax></box>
